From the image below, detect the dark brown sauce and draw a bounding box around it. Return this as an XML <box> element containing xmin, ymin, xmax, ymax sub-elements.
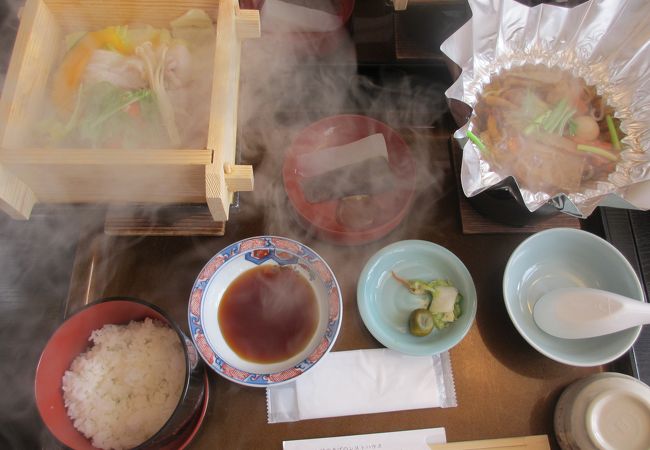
<box><xmin>218</xmin><ymin>265</ymin><xmax>319</xmax><ymax>364</ymax></box>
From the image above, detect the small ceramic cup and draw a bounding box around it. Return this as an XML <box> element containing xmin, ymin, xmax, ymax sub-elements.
<box><xmin>554</xmin><ymin>372</ymin><xmax>650</xmax><ymax>450</ymax></box>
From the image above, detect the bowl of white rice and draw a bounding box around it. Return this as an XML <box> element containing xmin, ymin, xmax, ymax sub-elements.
<box><xmin>35</xmin><ymin>297</ymin><xmax>206</xmax><ymax>450</ymax></box>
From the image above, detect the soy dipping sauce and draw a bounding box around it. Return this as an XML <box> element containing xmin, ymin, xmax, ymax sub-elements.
<box><xmin>218</xmin><ymin>265</ymin><xmax>319</xmax><ymax>364</ymax></box>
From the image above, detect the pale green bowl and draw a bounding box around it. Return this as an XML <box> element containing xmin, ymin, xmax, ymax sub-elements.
<box><xmin>503</xmin><ymin>228</ymin><xmax>645</xmax><ymax>367</ymax></box>
<box><xmin>357</xmin><ymin>240</ymin><xmax>477</xmax><ymax>356</ymax></box>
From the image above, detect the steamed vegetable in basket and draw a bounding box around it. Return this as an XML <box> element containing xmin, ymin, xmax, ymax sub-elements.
<box><xmin>38</xmin><ymin>9</ymin><xmax>215</xmax><ymax>149</ymax></box>
<box><xmin>469</xmin><ymin>65</ymin><xmax>624</xmax><ymax>195</ymax></box>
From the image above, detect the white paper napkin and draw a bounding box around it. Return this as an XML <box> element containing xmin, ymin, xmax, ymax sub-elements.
<box><xmin>261</xmin><ymin>0</ymin><xmax>343</xmax><ymax>33</ymax></box>
<box><xmin>266</xmin><ymin>348</ymin><xmax>457</xmax><ymax>423</ymax></box>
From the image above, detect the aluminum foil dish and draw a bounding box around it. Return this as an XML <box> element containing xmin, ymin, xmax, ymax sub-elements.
<box><xmin>441</xmin><ymin>0</ymin><xmax>650</xmax><ymax>219</ymax></box>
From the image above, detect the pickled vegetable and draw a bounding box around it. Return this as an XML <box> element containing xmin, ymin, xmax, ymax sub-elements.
<box><xmin>392</xmin><ymin>271</ymin><xmax>462</xmax><ymax>336</ymax></box>
<box><xmin>409</xmin><ymin>309</ymin><xmax>435</xmax><ymax>336</ymax></box>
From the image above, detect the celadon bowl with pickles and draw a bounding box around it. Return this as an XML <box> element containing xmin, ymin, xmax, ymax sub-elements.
<box><xmin>357</xmin><ymin>240</ymin><xmax>477</xmax><ymax>356</ymax></box>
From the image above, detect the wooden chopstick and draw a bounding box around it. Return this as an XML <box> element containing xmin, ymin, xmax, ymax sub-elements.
<box><xmin>428</xmin><ymin>435</ymin><xmax>550</xmax><ymax>450</ymax></box>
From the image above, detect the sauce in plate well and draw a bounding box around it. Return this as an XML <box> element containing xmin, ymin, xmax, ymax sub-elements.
<box><xmin>218</xmin><ymin>265</ymin><xmax>319</xmax><ymax>364</ymax></box>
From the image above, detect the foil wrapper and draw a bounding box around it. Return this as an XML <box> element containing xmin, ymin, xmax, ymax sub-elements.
<box><xmin>441</xmin><ymin>0</ymin><xmax>650</xmax><ymax>217</ymax></box>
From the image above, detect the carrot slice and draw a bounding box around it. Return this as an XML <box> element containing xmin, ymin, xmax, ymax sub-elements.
<box><xmin>51</xmin><ymin>27</ymin><xmax>132</xmax><ymax>114</ymax></box>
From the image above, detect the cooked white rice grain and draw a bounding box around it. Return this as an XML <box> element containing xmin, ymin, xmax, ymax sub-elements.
<box><xmin>62</xmin><ymin>317</ymin><xmax>186</xmax><ymax>450</ymax></box>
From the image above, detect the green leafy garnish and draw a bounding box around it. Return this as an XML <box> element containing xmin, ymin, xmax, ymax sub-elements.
<box><xmin>38</xmin><ymin>81</ymin><xmax>168</xmax><ymax>149</ymax></box>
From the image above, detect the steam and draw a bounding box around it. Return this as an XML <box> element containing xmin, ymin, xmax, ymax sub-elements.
<box><xmin>1</xmin><ymin>6</ymin><xmax>217</xmax><ymax>219</ymax></box>
<box><xmin>220</xmin><ymin>265</ymin><xmax>317</xmax><ymax>360</ymax></box>
<box><xmin>0</xmin><ymin>3</ymin><xmax>58</xmax><ymax>448</ymax></box>
<box><xmin>0</xmin><ymin>206</ymin><xmax>84</xmax><ymax>448</ymax></box>
<box><xmin>235</xmin><ymin>6</ymin><xmax>452</xmax><ymax>247</ymax></box>
<box><xmin>0</xmin><ymin>2</ymin><xmax>457</xmax><ymax>448</ymax></box>
<box><xmin>30</xmin><ymin>14</ymin><xmax>215</xmax><ymax>151</ymax></box>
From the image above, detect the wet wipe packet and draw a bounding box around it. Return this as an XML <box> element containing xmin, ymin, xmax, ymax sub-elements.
<box><xmin>266</xmin><ymin>348</ymin><xmax>457</xmax><ymax>423</ymax></box>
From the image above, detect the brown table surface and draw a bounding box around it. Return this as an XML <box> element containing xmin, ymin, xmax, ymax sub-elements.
<box><xmin>61</xmin><ymin>129</ymin><xmax>614</xmax><ymax>450</ymax></box>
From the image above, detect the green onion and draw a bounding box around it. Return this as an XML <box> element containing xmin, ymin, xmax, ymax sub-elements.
<box><xmin>524</xmin><ymin>110</ymin><xmax>550</xmax><ymax>135</ymax></box>
<box><xmin>556</xmin><ymin>108</ymin><xmax>576</xmax><ymax>136</ymax></box>
<box><xmin>606</xmin><ymin>115</ymin><xmax>622</xmax><ymax>151</ymax></box>
<box><xmin>543</xmin><ymin>99</ymin><xmax>568</xmax><ymax>133</ymax></box>
<box><xmin>545</xmin><ymin>99</ymin><xmax>576</xmax><ymax>135</ymax></box>
<box><xmin>526</xmin><ymin>99</ymin><xmax>575</xmax><ymax>136</ymax></box>
<box><xmin>576</xmin><ymin>144</ymin><xmax>618</xmax><ymax>162</ymax></box>
<box><xmin>467</xmin><ymin>130</ymin><xmax>488</xmax><ymax>155</ymax></box>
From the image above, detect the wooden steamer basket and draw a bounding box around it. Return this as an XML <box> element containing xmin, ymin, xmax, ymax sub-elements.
<box><xmin>0</xmin><ymin>0</ymin><xmax>259</xmax><ymax>224</ymax></box>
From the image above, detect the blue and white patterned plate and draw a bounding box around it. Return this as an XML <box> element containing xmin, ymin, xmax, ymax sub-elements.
<box><xmin>188</xmin><ymin>236</ymin><xmax>342</xmax><ymax>387</ymax></box>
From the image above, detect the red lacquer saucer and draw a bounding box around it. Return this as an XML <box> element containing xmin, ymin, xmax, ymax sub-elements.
<box><xmin>162</xmin><ymin>367</ymin><xmax>210</xmax><ymax>450</ymax></box>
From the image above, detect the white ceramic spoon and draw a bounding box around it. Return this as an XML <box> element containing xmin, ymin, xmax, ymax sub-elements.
<box><xmin>533</xmin><ymin>287</ymin><xmax>649</xmax><ymax>339</ymax></box>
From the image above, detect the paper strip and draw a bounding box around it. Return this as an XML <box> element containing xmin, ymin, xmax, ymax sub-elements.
<box><xmin>283</xmin><ymin>427</ymin><xmax>447</xmax><ymax>450</ymax></box>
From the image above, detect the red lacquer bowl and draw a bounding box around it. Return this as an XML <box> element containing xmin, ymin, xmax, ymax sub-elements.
<box><xmin>35</xmin><ymin>298</ymin><xmax>206</xmax><ymax>450</ymax></box>
<box><xmin>282</xmin><ymin>115</ymin><xmax>416</xmax><ymax>245</ymax></box>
